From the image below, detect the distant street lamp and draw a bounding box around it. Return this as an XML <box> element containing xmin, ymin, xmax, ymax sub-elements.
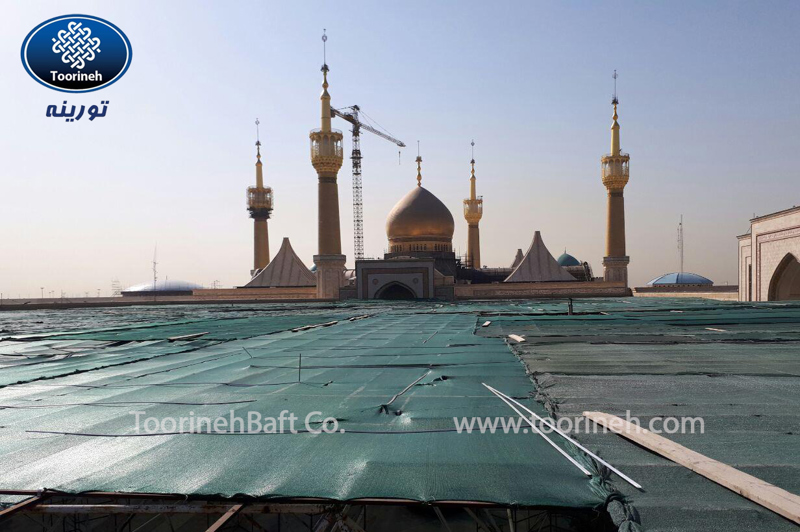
<box><xmin>40</xmin><ymin>287</ymin><xmax>44</xmax><ymax>298</ymax></box>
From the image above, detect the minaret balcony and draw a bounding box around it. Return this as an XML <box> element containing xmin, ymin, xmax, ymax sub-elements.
<box><xmin>247</xmin><ymin>186</ymin><xmax>273</xmax><ymax>218</ymax></box>
<box><xmin>601</xmin><ymin>154</ymin><xmax>630</xmax><ymax>190</ymax></box>
<box><xmin>464</xmin><ymin>197</ymin><xmax>483</xmax><ymax>223</ymax></box>
<box><xmin>310</xmin><ymin>129</ymin><xmax>344</xmax><ymax>174</ymax></box>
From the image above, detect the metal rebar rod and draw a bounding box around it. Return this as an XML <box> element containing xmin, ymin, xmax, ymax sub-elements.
<box><xmin>484</xmin><ymin>384</ymin><xmax>641</xmax><ymax>489</ymax></box>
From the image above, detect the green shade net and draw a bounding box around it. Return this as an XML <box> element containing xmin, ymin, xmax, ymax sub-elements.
<box><xmin>480</xmin><ymin>298</ymin><xmax>800</xmax><ymax>531</ymax></box>
<box><xmin>0</xmin><ymin>303</ymin><xmax>600</xmax><ymax>512</ymax></box>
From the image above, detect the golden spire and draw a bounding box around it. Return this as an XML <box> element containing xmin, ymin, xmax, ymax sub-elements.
<box><xmin>611</xmin><ymin>70</ymin><xmax>621</xmax><ymax>156</ymax></box>
<box><xmin>255</xmin><ymin>118</ymin><xmax>263</xmax><ymax>188</ymax></box>
<box><xmin>415</xmin><ymin>141</ymin><xmax>422</xmax><ymax>186</ymax></box>
<box><xmin>469</xmin><ymin>139</ymin><xmax>477</xmax><ymax>200</ymax></box>
<box><xmin>320</xmin><ymin>29</ymin><xmax>332</xmax><ymax>133</ymax></box>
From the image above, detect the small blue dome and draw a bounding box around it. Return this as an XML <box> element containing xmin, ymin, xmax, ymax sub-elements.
<box><xmin>647</xmin><ymin>272</ymin><xmax>713</xmax><ymax>286</ymax></box>
<box><xmin>122</xmin><ymin>280</ymin><xmax>202</xmax><ymax>294</ymax></box>
<box><xmin>557</xmin><ymin>252</ymin><xmax>581</xmax><ymax>267</ymax></box>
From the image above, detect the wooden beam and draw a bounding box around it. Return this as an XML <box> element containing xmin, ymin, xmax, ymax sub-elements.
<box><xmin>205</xmin><ymin>504</ymin><xmax>244</xmax><ymax>532</ymax></box>
<box><xmin>433</xmin><ymin>507</ymin><xmax>452</xmax><ymax>532</ymax></box>
<box><xmin>584</xmin><ymin>411</ymin><xmax>800</xmax><ymax>525</ymax></box>
<box><xmin>168</xmin><ymin>332</ymin><xmax>209</xmax><ymax>341</ymax></box>
<box><xmin>0</xmin><ymin>495</ymin><xmax>44</xmax><ymax>522</ymax></box>
<box><xmin>507</xmin><ymin>334</ymin><xmax>525</xmax><ymax>343</ymax></box>
<box><xmin>242</xmin><ymin>514</ymin><xmax>269</xmax><ymax>532</ymax></box>
<box><xmin>25</xmin><ymin>503</ymin><xmax>324</xmax><ymax>515</ymax></box>
<box><xmin>506</xmin><ymin>509</ymin><xmax>515</xmax><ymax>532</ymax></box>
<box><xmin>464</xmin><ymin>508</ymin><xmax>492</xmax><ymax>531</ymax></box>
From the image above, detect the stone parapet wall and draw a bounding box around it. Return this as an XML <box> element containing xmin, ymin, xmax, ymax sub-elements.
<box><xmin>455</xmin><ymin>281</ymin><xmax>630</xmax><ymax>299</ymax></box>
<box><xmin>633</xmin><ymin>286</ymin><xmax>738</xmax><ymax>300</ymax></box>
<box><xmin>193</xmin><ymin>287</ymin><xmax>317</xmax><ymax>300</ymax></box>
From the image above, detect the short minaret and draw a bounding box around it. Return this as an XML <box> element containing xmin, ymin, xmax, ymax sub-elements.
<box><xmin>463</xmin><ymin>140</ymin><xmax>483</xmax><ymax>269</ymax></box>
<box><xmin>247</xmin><ymin>119</ymin><xmax>273</xmax><ymax>277</ymax></box>
<box><xmin>601</xmin><ymin>71</ymin><xmax>630</xmax><ymax>285</ymax></box>
<box><xmin>310</xmin><ymin>31</ymin><xmax>345</xmax><ymax>299</ymax></box>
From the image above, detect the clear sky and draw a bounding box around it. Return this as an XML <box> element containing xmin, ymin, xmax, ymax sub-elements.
<box><xmin>2</xmin><ymin>1</ymin><xmax>799</xmax><ymax>297</ymax></box>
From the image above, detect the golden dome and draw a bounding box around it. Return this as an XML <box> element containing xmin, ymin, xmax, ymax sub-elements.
<box><xmin>386</xmin><ymin>186</ymin><xmax>455</xmax><ymax>250</ymax></box>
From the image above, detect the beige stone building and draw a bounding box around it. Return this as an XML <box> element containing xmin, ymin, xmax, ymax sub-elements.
<box><xmin>738</xmin><ymin>206</ymin><xmax>800</xmax><ymax>301</ymax></box>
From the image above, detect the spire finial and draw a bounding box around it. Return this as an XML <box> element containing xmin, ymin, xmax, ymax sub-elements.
<box><xmin>321</xmin><ymin>29</ymin><xmax>328</xmax><ymax>73</ymax></box>
<box><xmin>415</xmin><ymin>141</ymin><xmax>422</xmax><ymax>187</ymax></box>
<box><xmin>612</xmin><ymin>69</ymin><xmax>618</xmax><ymax>105</ymax></box>
<box><xmin>470</xmin><ymin>139</ymin><xmax>476</xmax><ymax>177</ymax></box>
<box><xmin>320</xmin><ymin>30</ymin><xmax>329</xmax><ymax>92</ymax></box>
<box><xmin>611</xmin><ymin>70</ymin><xmax>619</xmax><ymax>122</ymax></box>
<box><xmin>255</xmin><ymin>118</ymin><xmax>261</xmax><ymax>159</ymax></box>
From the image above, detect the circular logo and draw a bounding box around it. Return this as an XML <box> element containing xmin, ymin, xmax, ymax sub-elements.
<box><xmin>21</xmin><ymin>14</ymin><xmax>132</xmax><ymax>93</ymax></box>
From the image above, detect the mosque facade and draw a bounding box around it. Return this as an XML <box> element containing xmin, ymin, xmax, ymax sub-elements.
<box><xmin>738</xmin><ymin>206</ymin><xmax>800</xmax><ymax>301</ymax></box>
<box><xmin>237</xmin><ymin>51</ymin><xmax>633</xmax><ymax>301</ymax></box>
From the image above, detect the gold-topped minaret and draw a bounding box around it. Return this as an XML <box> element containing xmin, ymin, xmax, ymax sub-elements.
<box><xmin>247</xmin><ymin>119</ymin><xmax>273</xmax><ymax>276</ymax></box>
<box><xmin>463</xmin><ymin>140</ymin><xmax>483</xmax><ymax>269</ymax></box>
<box><xmin>601</xmin><ymin>71</ymin><xmax>630</xmax><ymax>285</ymax></box>
<box><xmin>310</xmin><ymin>30</ymin><xmax>346</xmax><ymax>299</ymax></box>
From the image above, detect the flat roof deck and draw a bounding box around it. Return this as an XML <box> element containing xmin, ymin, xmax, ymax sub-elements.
<box><xmin>0</xmin><ymin>299</ymin><xmax>798</xmax><ymax>531</ymax></box>
<box><xmin>478</xmin><ymin>298</ymin><xmax>800</xmax><ymax>531</ymax></box>
<box><xmin>0</xmin><ymin>303</ymin><xmax>606</xmax><ymax>527</ymax></box>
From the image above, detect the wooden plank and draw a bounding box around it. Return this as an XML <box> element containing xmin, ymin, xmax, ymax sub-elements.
<box><xmin>205</xmin><ymin>504</ymin><xmax>244</xmax><ymax>532</ymax></box>
<box><xmin>584</xmin><ymin>411</ymin><xmax>800</xmax><ymax>525</ymax></box>
<box><xmin>27</xmin><ymin>503</ymin><xmax>325</xmax><ymax>515</ymax></box>
<box><xmin>481</xmin><ymin>321</ymin><xmax>491</xmax><ymax>327</ymax></box>
<box><xmin>507</xmin><ymin>334</ymin><xmax>525</xmax><ymax>343</ymax></box>
<box><xmin>0</xmin><ymin>495</ymin><xmax>44</xmax><ymax>521</ymax></box>
<box><xmin>168</xmin><ymin>332</ymin><xmax>209</xmax><ymax>341</ymax></box>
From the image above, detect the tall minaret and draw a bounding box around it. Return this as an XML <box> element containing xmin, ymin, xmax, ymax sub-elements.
<box><xmin>247</xmin><ymin>119</ymin><xmax>273</xmax><ymax>276</ymax></box>
<box><xmin>310</xmin><ymin>30</ymin><xmax>345</xmax><ymax>299</ymax></box>
<box><xmin>463</xmin><ymin>140</ymin><xmax>483</xmax><ymax>269</ymax></box>
<box><xmin>601</xmin><ymin>71</ymin><xmax>630</xmax><ymax>285</ymax></box>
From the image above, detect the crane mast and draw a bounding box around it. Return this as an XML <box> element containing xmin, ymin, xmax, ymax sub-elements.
<box><xmin>332</xmin><ymin>106</ymin><xmax>405</xmax><ymax>260</ymax></box>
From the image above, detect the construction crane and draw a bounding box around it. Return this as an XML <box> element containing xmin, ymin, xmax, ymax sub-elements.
<box><xmin>332</xmin><ymin>105</ymin><xmax>405</xmax><ymax>260</ymax></box>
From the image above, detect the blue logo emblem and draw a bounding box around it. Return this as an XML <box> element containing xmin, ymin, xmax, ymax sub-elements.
<box><xmin>21</xmin><ymin>14</ymin><xmax>132</xmax><ymax>93</ymax></box>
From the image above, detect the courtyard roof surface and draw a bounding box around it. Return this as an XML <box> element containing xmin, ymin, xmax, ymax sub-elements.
<box><xmin>0</xmin><ymin>303</ymin><xmax>599</xmax><ymax>512</ymax></box>
<box><xmin>1</xmin><ymin>298</ymin><xmax>798</xmax><ymax>531</ymax></box>
<box><xmin>477</xmin><ymin>298</ymin><xmax>800</xmax><ymax>531</ymax></box>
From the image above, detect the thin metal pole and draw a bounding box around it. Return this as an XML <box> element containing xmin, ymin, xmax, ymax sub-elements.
<box><xmin>484</xmin><ymin>384</ymin><xmax>641</xmax><ymax>489</ymax></box>
<box><xmin>483</xmin><ymin>386</ymin><xmax>591</xmax><ymax>476</ymax></box>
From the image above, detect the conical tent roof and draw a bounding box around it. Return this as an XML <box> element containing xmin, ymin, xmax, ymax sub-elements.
<box><xmin>245</xmin><ymin>238</ymin><xmax>316</xmax><ymax>287</ymax></box>
<box><xmin>510</xmin><ymin>249</ymin><xmax>524</xmax><ymax>269</ymax></box>
<box><xmin>504</xmin><ymin>231</ymin><xmax>576</xmax><ymax>283</ymax></box>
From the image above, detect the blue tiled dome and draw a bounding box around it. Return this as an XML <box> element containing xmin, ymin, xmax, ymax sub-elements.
<box><xmin>647</xmin><ymin>272</ymin><xmax>713</xmax><ymax>286</ymax></box>
<box><xmin>557</xmin><ymin>252</ymin><xmax>581</xmax><ymax>267</ymax></box>
<box><xmin>122</xmin><ymin>280</ymin><xmax>202</xmax><ymax>294</ymax></box>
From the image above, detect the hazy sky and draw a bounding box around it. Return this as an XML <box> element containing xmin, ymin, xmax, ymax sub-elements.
<box><xmin>2</xmin><ymin>1</ymin><xmax>799</xmax><ymax>297</ymax></box>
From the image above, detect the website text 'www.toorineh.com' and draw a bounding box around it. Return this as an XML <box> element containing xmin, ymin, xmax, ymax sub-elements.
<box><xmin>129</xmin><ymin>410</ymin><xmax>704</xmax><ymax>435</ymax></box>
<box><xmin>453</xmin><ymin>410</ymin><xmax>705</xmax><ymax>435</ymax></box>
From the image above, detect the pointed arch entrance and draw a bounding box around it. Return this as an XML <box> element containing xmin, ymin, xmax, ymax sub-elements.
<box><xmin>768</xmin><ymin>253</ymin><xmax>800</xmax><ymax>301</ymax></box>
<box><xmin>375</xmin><ymin>282</ymin><xmax>416</xmax><ymax>300</ymax></box>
